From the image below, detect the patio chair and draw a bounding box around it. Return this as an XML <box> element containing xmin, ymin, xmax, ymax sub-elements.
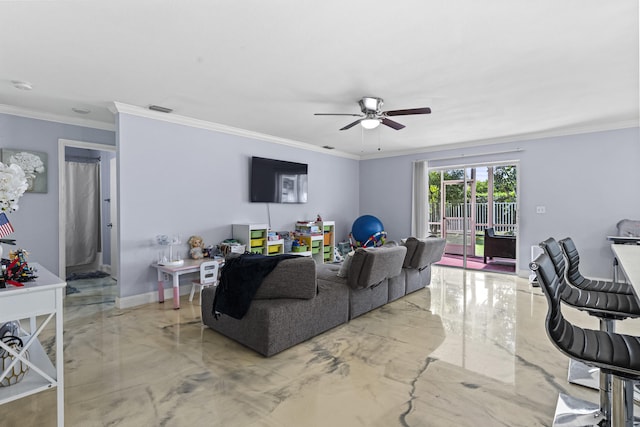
<box><xmin>483</xmin><ymin>227</ymin><xmax>516</xmax><ymax>263</ymax></box>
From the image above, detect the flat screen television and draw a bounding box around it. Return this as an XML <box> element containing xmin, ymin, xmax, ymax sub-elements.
<box><xmin>250</xmin><ymin>156</ymin><xmax>308</xmax><ymax>203</ymax></box>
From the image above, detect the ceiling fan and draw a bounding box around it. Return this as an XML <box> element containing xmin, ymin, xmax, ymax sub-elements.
<box><xmin>314</xmin><ymin>97</ymin><xmax>431</xmax><ymax>131</ymax></box>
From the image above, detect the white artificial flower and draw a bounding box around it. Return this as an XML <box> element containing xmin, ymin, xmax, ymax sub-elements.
<box><xmin>0</xmin><ymin>162</ymin><xmax>28</xmax><ymax>212</ymax></box>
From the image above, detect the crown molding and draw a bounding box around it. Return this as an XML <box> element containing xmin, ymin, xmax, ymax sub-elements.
<box><xmin>0</xmin><ymin>104</ymin><xmax>115</xmax><ymax>132</ymax></box>
<box><xmin>359</xmin><ymin>119</ymin><xmax>639</xmax><ymax>160</ymax></box>
<box><xmin>5</xmin><ymin>101</ymin><xmax>635</xmax><ymax>161</ymax></box>
<box><xmin>111</xmin><ymin>102</ymin><xmax>360</xmax><ymax>160</ymax></box>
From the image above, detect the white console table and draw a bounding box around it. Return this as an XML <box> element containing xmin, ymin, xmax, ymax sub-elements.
<box><xmin>0</xmin><ymin>263</ymin><xmax>66</xmax><ymax>427</ymax></box>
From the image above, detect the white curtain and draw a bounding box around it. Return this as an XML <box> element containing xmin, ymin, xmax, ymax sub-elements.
<box><xmin>66</xmin><ymin>161</ymin><xmax>101</xmax><ymax>267</ymax></box>
<box><xmin>411</xmin><ymin>160</ymin><xmax>429</xmax><ymax>238</ymax></box>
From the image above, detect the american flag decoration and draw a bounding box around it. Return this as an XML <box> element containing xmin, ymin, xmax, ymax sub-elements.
<box><xmin>0</xmin><ymin>212</ymin><xmax>15</xmax><ymax>238</ymax></box>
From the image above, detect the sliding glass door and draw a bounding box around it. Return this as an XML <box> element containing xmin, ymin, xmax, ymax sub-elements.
<box><xmin>429</xmin><ymin>163</ymin><xmax>518</xmax><ymax>273</ymax></box>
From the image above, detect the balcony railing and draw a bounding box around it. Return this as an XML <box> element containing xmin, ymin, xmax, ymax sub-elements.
<box><xmin>428</xmin><ymin>202</ymin><xmax>517</xmax><ymax>236</ymax></box>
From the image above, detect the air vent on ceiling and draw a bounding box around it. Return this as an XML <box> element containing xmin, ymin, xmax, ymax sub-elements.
<box><xmin>72</xmin><ymin>107</ymin><xmax>91</xmax><ymax>115</ymax></box>
<box><xmin>148</xmin><ymin>105</ymin><xmax>173</xmax><ymax>113</ymax></box>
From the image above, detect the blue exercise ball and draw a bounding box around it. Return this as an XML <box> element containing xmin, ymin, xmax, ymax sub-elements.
<box><xmin>352</xmin><ymin>215</ymin><xmax>384</xmax><ymax>244</ymax></box>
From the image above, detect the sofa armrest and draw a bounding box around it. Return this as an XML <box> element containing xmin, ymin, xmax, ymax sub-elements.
<box><xmin>403</xmin><ymin>237</ymin><xmax>446</xmax><ymax>270</ymax></box>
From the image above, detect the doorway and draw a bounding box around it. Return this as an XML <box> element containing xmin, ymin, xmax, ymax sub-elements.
<box><xmin>57</xmin><ymin>140</ymin><xmax>117</xmax><ymax>281</ymax></box>
<box><xmin>429</xmin><ymin>163</ymin><xmax>518</xmax><ymax>273</ymax></box>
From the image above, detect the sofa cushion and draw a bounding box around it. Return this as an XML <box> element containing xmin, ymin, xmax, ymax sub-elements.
<box><xmin>388</xmin><ymin>270</ymin><xmax>406</xmax><ymax>302</ymax></box>
<box><xmin>253</xmin><ymin>257</ymin><xmax>317</xmax><ymax>300</ymax></box>
<box><xmin>316</xmin><ymin>262</ymin><xmax>342</xmax><ymax>281</ymax></box>
<box><xmin>348</xmin><ymin>278</ymin><xmax>389</xmax><ymax>319</ymax></box>
<box><xmin>347</xmin><ymin>245</ymin><xmax>407</xmax><ymax>290</ymax></box>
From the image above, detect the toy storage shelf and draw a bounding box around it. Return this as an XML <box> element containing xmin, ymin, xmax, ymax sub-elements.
<box><xmin>322</xmin><ymin>221</ymin><xmax>336</xmax><ymax>263</ymax></box>
<box><xmin>296</xmin><ymin>221</ymin><xmax>335</xmax><ymax>264</ymax></box>
<box><xmin>267</xmin><ymin>239</ymin><xmax>284</xmax><ymax>255</ymax></box>
<box><xmin>0</xmin><ymin>263</ymin><xmax>65</xmax><ymax>427</ymax></box>
<box><xmin>233</xmin><ymin>221</ymin><xmax>335</xmax><ymax>262</ymax></box>
<box><xmin>232</xmin><ymin>224</ymin><xmax>284</xmax><ymax>256</ymax></box>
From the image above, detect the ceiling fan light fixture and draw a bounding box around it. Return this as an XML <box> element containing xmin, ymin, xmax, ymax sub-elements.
<box><xmin>361</xmin><ymin>118</ymin><xmax>380</xmax><ymax>130</ymax></box>
<box><xmin>315</xmin><ymin>96</ymin><xmax>429</xmax><ymax>132</ymax></box>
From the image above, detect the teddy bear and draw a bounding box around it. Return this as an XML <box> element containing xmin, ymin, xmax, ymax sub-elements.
<box><xmin>188</xmin><ymin>235</ymin><xmax>205</xmax><ymax>259</ymax></box>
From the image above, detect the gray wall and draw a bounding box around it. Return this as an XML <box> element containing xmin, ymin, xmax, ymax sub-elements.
<box><xmin>117</xmin><ymin>113</ymin><xmax>359</xmax><ymax>299</ymax></box>
<box><xmin>360</xmin><ymin>127</ymin><xmax>640</xmax><ymax>279</ymax></box>
<box><xmin>0</xmin><ymin>113</ymin><xmax>115</xmax><ymax>274</ymax></box>
<box><xmin>3</xmin><ymin>110</ymin><xmax>637</xmax><ymax>300</ymax></box>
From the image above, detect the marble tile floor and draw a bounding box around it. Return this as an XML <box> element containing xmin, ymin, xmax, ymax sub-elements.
<box><xmin>4</xmin><ymin>267</ymin><xmax>640</xmax><ymax>427</ymax></box>
<box><xmin>63</xmin><ymin>275</ymin><xmax>118</xmax><ymax>322</ymax></box>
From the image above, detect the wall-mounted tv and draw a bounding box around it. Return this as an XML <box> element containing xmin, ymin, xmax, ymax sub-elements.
<box><xmin>250</xmin><ymin>156</ymin><xmax>308</xmax><ymax>203</ymax></box>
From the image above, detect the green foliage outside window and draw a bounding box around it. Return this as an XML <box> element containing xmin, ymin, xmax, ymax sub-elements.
<box><xmin>429</xmin><ymin>166</ymin><xmax>516</xmax><ymax>204</ymax></box>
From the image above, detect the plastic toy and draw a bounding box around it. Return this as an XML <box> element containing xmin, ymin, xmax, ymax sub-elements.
<box><xmin>1</xmin><ymin>249</ymin><xmax>37</xmax><ymax>287</ymax></box>
<box><xmin>188</xmin><ymin>235</ymin><xmax>206</xmax><ymax>259</ymax></box>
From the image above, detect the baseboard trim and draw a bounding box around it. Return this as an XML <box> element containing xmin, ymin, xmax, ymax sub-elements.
<box><xmin>115</xmin><ymin>285</ymin><xmax>193</xmax><ymax>309</ymax></box>
<box><xmin>99</xmin><ymin>264</ymin><xmax>112</xmax><ymax>275</ymax></box>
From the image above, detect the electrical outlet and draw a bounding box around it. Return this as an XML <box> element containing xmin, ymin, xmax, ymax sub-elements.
<box><xmin>536</xmin><ymin>206</ymin><xmax>546</xmax><ymax>214</ymax></box>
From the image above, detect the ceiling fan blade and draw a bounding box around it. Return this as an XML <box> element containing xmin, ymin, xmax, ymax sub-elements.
<box><xmin>384</xmin><ymin>107</ymin><xmax>431</xmax><ymax>116</ymax></box>
<box><xmin>314</xmin><ymin>113</ymin><xmax>363</xmax><ymax>116</ymax></box>
<box><xmin>381</xmin><ymin>118</ymin><xmax>406</xmax><ymax>130</ymax></box>
<box><xmin>340</xmin><ymin>119</ymin><xmax>362</xmax><ymax>130</ymax></box>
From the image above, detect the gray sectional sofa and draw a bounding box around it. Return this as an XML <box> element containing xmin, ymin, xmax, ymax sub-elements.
<box><xmin>316</xmin><ymin>243</ymin><xmax>407</xmax><ymax>319</ymax></box>
<box><xmin>201</xmin><ymin>237</ymin><xmax>446</xmax><ymax>356</ymax></box>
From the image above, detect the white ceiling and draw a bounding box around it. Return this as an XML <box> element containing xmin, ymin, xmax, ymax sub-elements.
<box><xmin>1</xmin><ymin>0</ymin><xmax>638</xmax><ymax>158</ymax></box>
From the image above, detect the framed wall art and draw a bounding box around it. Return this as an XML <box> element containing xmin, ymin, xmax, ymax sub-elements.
<box><xmin>2</xmin><ymin>149</ymin><xmax>48</xmax><ymax>193</ymax></box>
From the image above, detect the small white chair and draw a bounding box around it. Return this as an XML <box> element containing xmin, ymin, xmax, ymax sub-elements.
<box><xmin>189</xmin><ymin>260</ymin><xmax>219</xmax><ymax>304</ymax></box>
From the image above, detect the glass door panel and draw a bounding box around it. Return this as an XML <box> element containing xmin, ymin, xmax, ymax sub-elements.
<box><xmin>443</xmin><ymin>181</ymin><xmax>469</xmax><ymax>256</ymax></box>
